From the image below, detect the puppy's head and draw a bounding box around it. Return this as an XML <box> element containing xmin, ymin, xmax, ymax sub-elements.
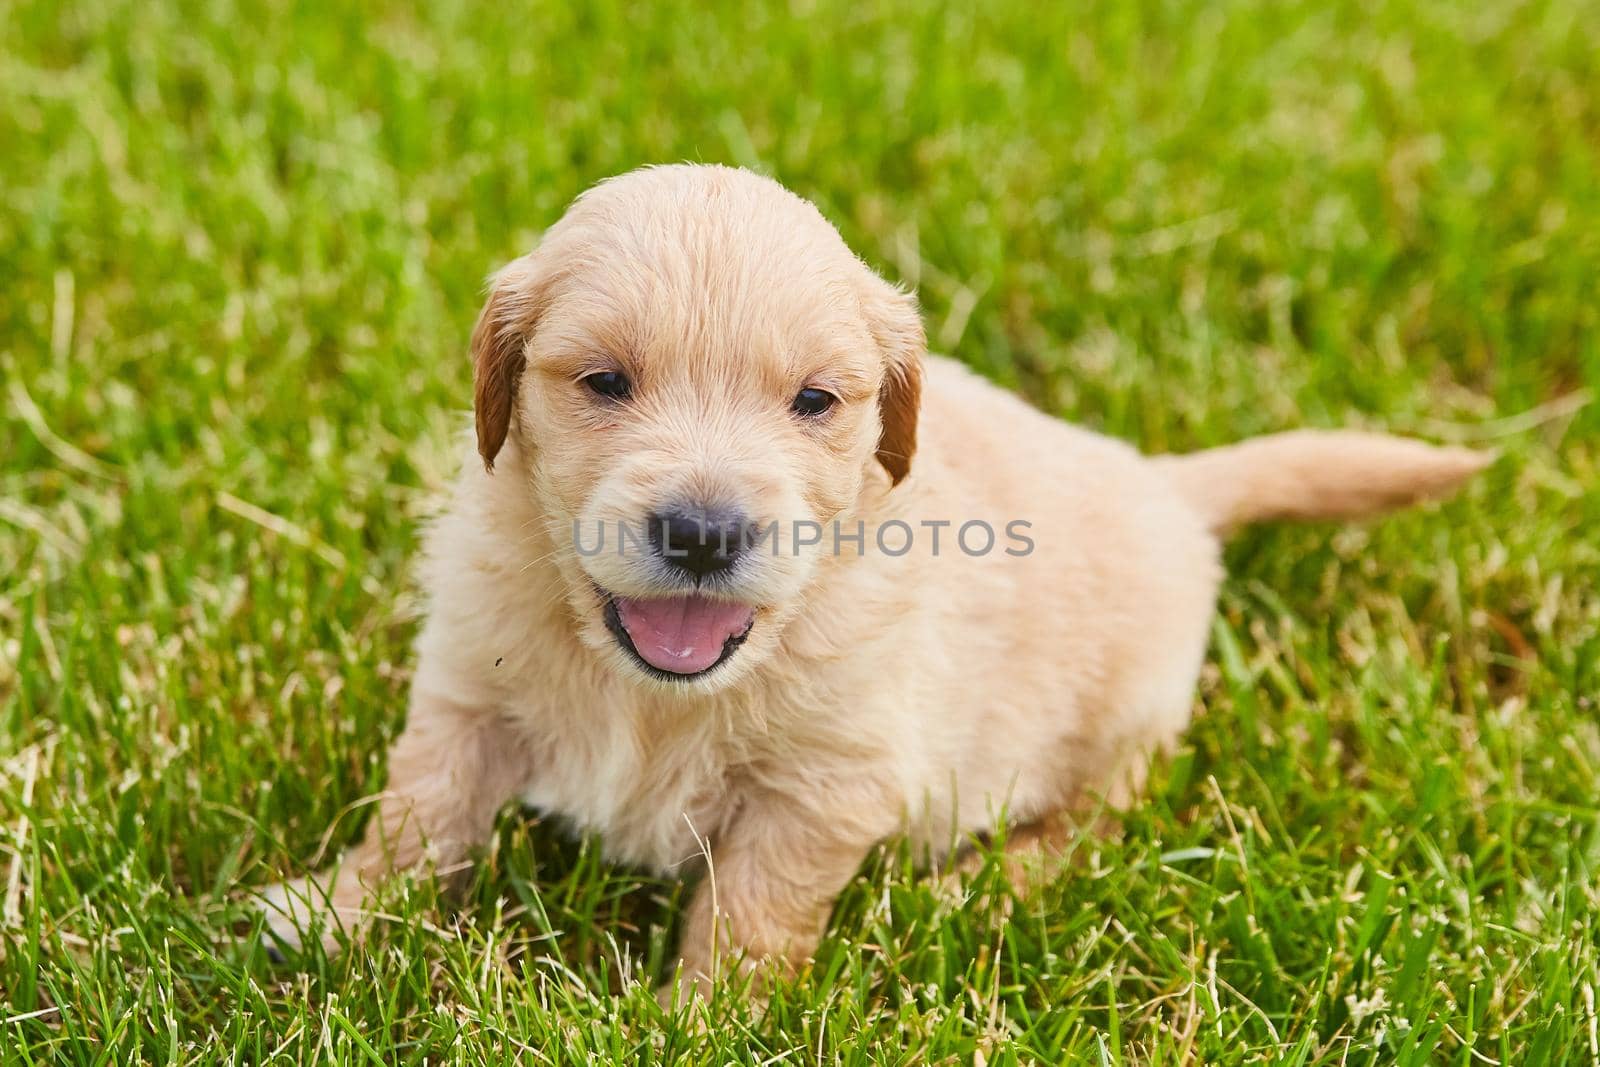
<box><xmin>471</xmin><ymin>165</ymin><xmax>923</xmax><ymax>692</ymax></box>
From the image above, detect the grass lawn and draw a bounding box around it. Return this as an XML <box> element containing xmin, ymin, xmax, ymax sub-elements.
<box><xmin>4</xmin><ymin>0</ymin><xmax>1599</xmax><ymax>1061</ymax></box>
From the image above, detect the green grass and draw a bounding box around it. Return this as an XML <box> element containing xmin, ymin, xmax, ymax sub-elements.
<box><xmin>3</xmin><ymin>0</ymin><xmax>1599</xmax><ymax>1060</ymax></box>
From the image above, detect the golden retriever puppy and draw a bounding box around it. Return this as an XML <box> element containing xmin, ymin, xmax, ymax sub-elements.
<box><xmin>261</xmin><ymin>164</ymin><xmax>1488</xmax><ymax>996</ymax></box>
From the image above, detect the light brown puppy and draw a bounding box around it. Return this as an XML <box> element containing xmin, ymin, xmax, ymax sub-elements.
<box><xmin>262</xmin><ymin>164</ymin><xmax>1488</xmax><ymax>996</ymax></box>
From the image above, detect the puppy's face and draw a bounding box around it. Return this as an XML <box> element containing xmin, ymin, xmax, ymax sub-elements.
<box><xmin>471</xmin><ymin>166</ymin><xmax>923</xmax><ymax>692</ymax></box>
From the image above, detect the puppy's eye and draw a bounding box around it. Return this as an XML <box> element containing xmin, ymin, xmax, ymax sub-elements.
<box><xmin>792</xmin><ymin>387</ymin><xmax>837</xmax><ymax>418</ymax></box>
<box><xmin>582</xmin><ymin>371</ymin><xmax>632</xmax><ymax>401</ymax></box>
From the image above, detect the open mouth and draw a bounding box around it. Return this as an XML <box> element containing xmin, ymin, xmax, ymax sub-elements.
<box><xmin>600</xmin><ymin>591</ymin><xmax>755</xmax><ymax>680</ymax></box>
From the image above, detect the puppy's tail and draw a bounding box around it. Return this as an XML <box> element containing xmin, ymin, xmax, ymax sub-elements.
<box><xmin>1154</xmin><ymin>430</ymin><xmax>1492</xmax><ymax>537</ymax></box>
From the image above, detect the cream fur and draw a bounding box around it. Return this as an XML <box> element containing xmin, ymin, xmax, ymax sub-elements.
<box><xmin>260</xmin><ymin>164</ymin><xmax>1489</xmax><ymax>996</ymax></box>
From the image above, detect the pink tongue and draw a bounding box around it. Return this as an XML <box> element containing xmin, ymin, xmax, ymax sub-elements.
<box><xmin>615</xmin><ymin>594</ymin><xmax>754</xmax><ymax>675</ymax></box>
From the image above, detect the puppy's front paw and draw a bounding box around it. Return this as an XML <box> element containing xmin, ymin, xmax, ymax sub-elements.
<box><xmin>656</xmin><ymin>968</ymin><xmax>705</xmax><ymax>1011</ymax></box>
<box><xmin>657</xmin><ymin>950</ymin><xmax>785</xmax><ymax>1017</ymax></box>
<box><xmin>256</xmin><ymin>873</ymin><xmax>347</xmax><ymax>960</ymax></box>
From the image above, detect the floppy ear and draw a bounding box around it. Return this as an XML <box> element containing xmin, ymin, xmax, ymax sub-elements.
<box><xmin>861</xmin><ymin>277</ymin><xmax>925</xmax><ymax>486</ymax></box>
<box><xmin>471</xmin><ymin>255</ymin><xmax>550</xmax><ymax>471</ymax></box>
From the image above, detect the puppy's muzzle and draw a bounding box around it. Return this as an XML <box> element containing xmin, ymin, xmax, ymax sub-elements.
<box><xmin>648</xmin><ymin>505</ymin><xmax>754</xmax><ymax>578</ymax></box>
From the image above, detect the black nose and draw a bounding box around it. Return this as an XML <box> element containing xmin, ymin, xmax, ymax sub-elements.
<box><xmin>648</xmin><ymin>506</ymin><xmax>750</xmax><ymax>578</ymax></box>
